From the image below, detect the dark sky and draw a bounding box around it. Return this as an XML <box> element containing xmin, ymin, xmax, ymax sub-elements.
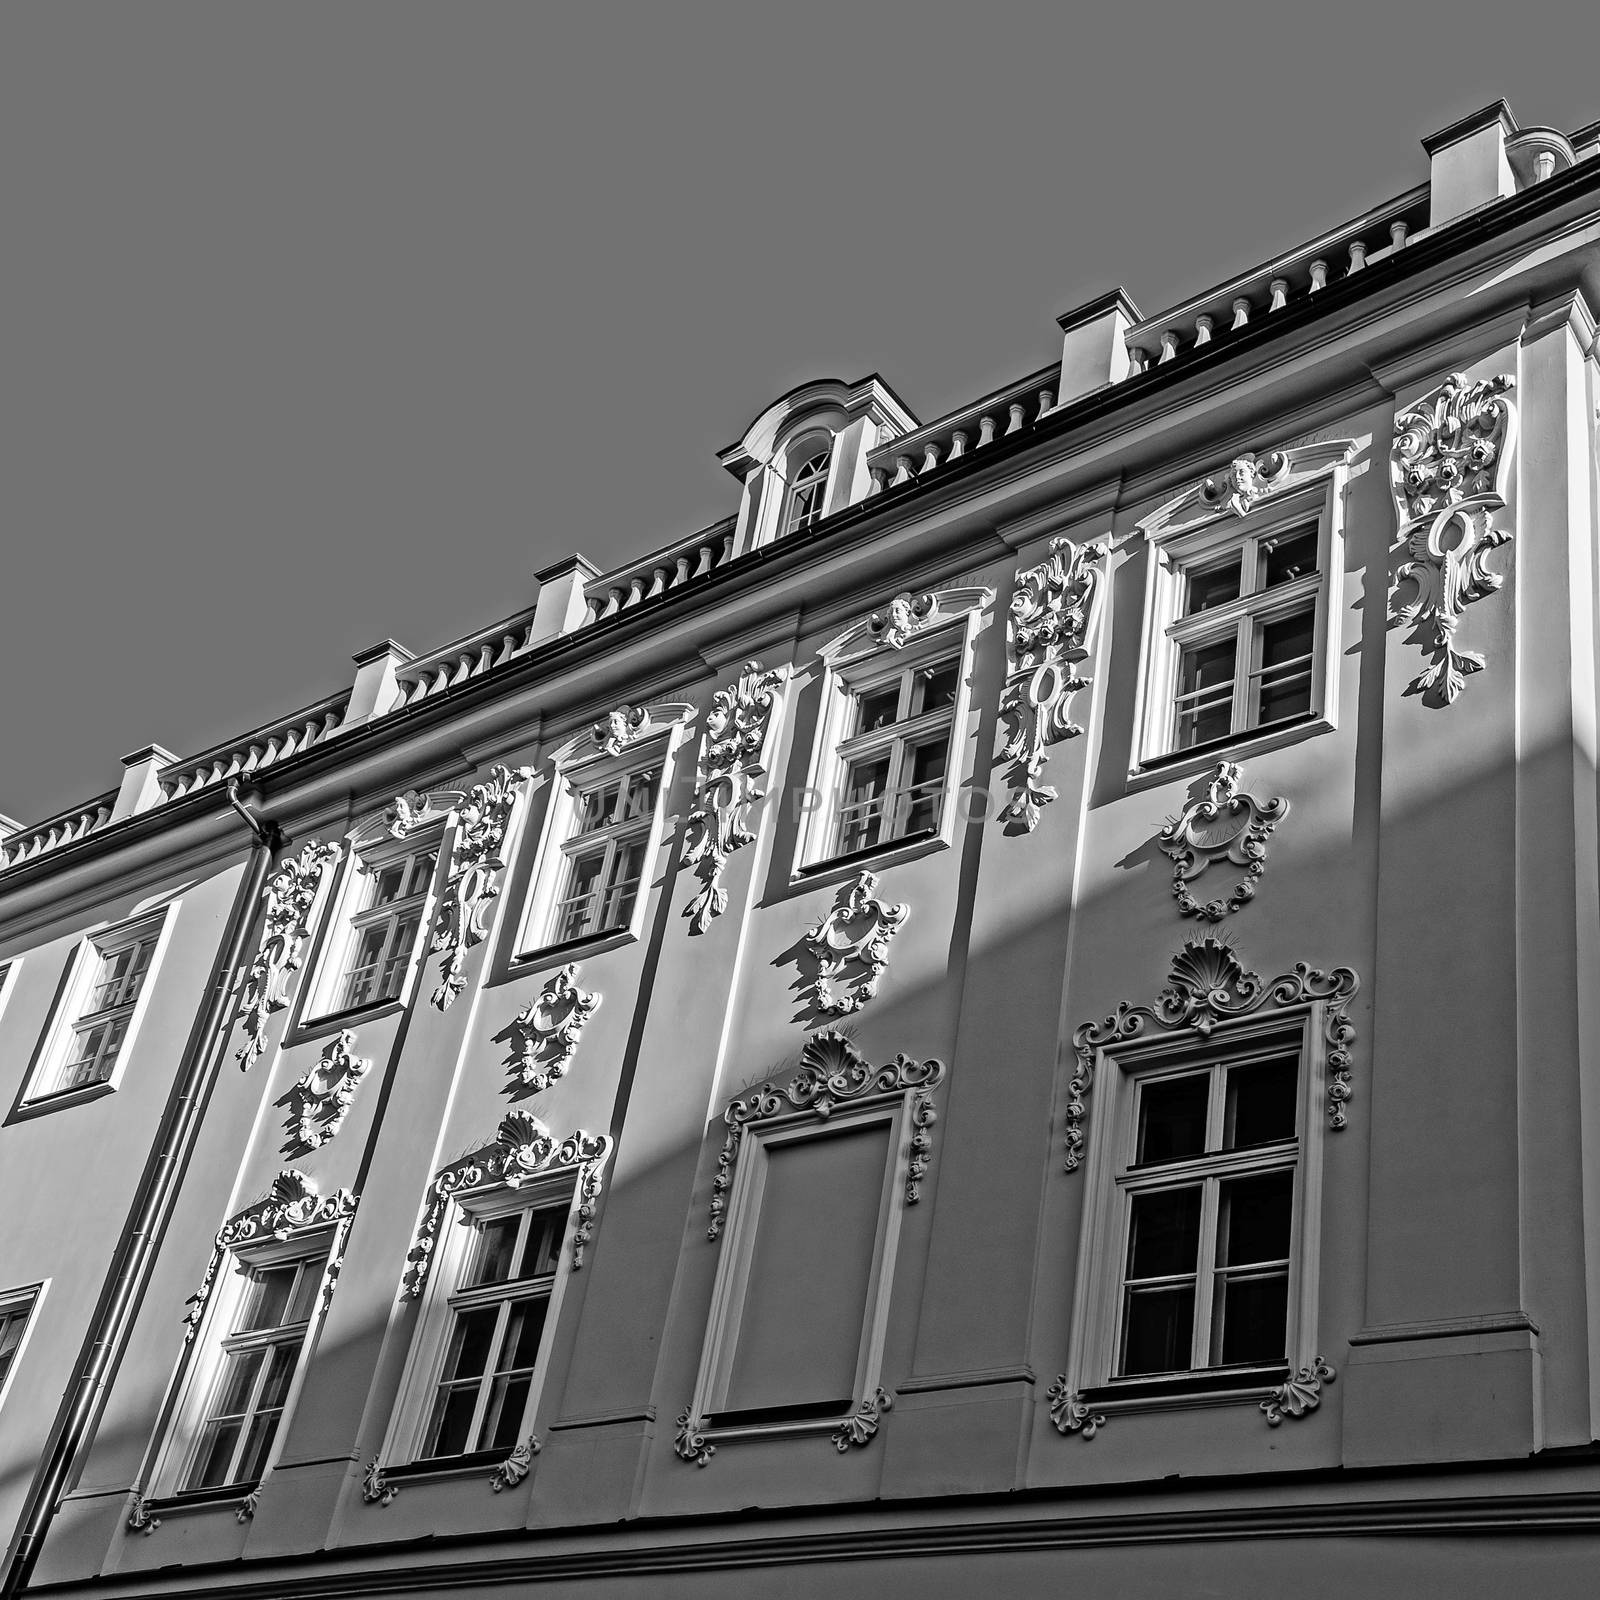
<box><xmin>1</xmin><ymin>3</ymin><xmax>1594</xmax><ymax>828</ymax></box>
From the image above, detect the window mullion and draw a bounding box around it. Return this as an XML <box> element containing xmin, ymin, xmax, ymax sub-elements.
<box><xmin>1230</xmin><ymin>615</ymin><xmax>1253</xmax><ymax>734</ymax></box>
<box><xmin>1193</xmin><ymin>1176</ymin><xmax>1220</xmax><ymax>1368</ymax></box>
<box><xmin>223</xmin><ymin>1337</ymin><xmax>279</xmax><ymax>1485</ymax></box>
<box><xmin>466</xmin><ymin>1300</ymin><xmax>512</xmax><ymax>1452</ymax></box>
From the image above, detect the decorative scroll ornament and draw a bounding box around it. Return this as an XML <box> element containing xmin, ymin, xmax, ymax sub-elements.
<box><xmin>489</xmin><ymin>1435</ymin><xmax>541</xmax><ymax>1491</ymax></box>
<box><xmin>831</xmin><ymin>1387</ymin><xmax>892</xmax><ymax>1451</ymax></box>
<box><xmin>804</xmin><ymin>869</ymin><xmax>909</xmax><ymax>1016</ymax></box>
<box><xmin>1198</xmin><ymin>450</ymin><xmax>1288</xmax><ymax>517</ymax></box>
<box><xmin>184</xmin><ymin>1171</ymin><xmax>358</xmax><ymax>1341</ymax></box>
<box><xmin>426</xmin><ymin>765</ymin><xmax>529</xmax><ymax>1009</ymax></box>
<box><xmin>592</xmin><ymin>703</ymin><xmax>648</xmax><ymax>756</ymax></box>
<box><xmin>361</xmin><ymin>1455</ymin><xmax>398</xmax><ymax>1506</ymax></box>
<box><xmin>682</xmin><ymin>661</ymin><xmax>786</xmax><ymax>932</ymax></box>
<box><xmin>709</xmin><ymin>1029</ymin><xmax>945</xmax><ymax>1239</ymax></box>
<box><xmin>1045</xmin><ymin>1376</ymin><xmax>1106</xmax><ymax>1440</ymax></box>
<box><xmin>502</xmin><ymin>964</ymin><xmax>600</xmax><ymax>1097</ymax></box>
<box><xmin>999</xmin><ymin>538</ymin><xmax>1108</xmax><ymax>829</ymax></box>
<box><xmin>126</xmin><ymin>1494</ymin><xmax>161</xmax><ymax>1535</ymax></box>
<box><xmin>1066</xmin><ymin>936</ymin><xmax>1358</xmax><ymax>1171</ymax></box>
<box><xmin>236</xmin><ymin>841</ymin><xmax>341</xmax><ymax>1068</ymax></box>
<box><xmin>868</xmin><ymin>590</ymin><xmax>936</xmax><ymax>649</ymax></box>
<box><xmin>1390</xmin><ymin>373</ymin><xmax>1517</xmax><ymax>706</ymax></box>
<box><xmin>674</xmin><ymin>1410</ymin><xmax>715</xmax><ymax>1466</ymax></box>
<box><xmin>402</xmin><ymin>1113</ymin><xmax>612</xmax><ymax>1298</ymax></box>
<box><xmin>386</xmin><ymin>787</ymin><xmax>459</xmax><ymax>839</ymax></box>
<box><xmin>1157</xmin><ymin>761</ymin><xmax>1289</xmax><ymax>921</ymax></box>
<box><xmin>1261</xmin><ymin>1356</ymin><xmax>1336</xmax><ymax>1425</ymax></box>
<box><xmin>235</xmin><ymin>1487</ymin><xmax>261</xmax><ymax>1523</ymax></box>
<box><xmin>283</xmin><ymin>1030</ymin><xmax>371</xmax><ymax>1155</ymax></box>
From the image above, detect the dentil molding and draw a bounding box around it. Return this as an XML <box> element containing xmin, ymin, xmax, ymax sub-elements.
<box><xmin>283</xmin><ymin>1029</ymin><xmax>371</xmax><ymax>1155</ymax></box>
<box><xmin>236</xmin><ymin>841</ymin><xmax>342</xmax><ymax>1069</ymax></box>
<box><xmin>1157</xmin><ymin>761</ymin><xmax>1289</xmax><ymax>921</ymax></box>
<box><xmin>998</xmin><ymin>538</ymin><xmax>1108</xmax><ymax>830</ymax></box>
<box><xmin>502</xmin><ymin>963</ymin><xmax>600</xmax><ymax>1098</ymax></box>
<box><xmin>803</xmin><ymin>868</ymin><xmax>909</xmax><ymax>1016</ymax></box>
<box><xmin>682</xmin><ymin>660</ymin><xmax>787</xmax><ymax>933</ymax></box>
<box><xmin>1065</xmin><ymin>936</ymin><xmax>1358</xmax><ymax>1172</ymax></box>
<box><xmin>1389</xmin><ymin>372</ymin><xmax>1517</xmax><ymax>707</ymax></box>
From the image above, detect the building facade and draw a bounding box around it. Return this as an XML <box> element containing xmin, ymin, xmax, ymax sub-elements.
<box><xmin>3</xmin><ymin>99</ymin><xmax>1600</xmax><ymax>1597</ymax></box>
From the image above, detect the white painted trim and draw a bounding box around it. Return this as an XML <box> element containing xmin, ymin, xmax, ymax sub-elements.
<box><xmin>0</xmin><ymin>1278</ymin><xmax>49</xmax><ymax>1419</ymax></box>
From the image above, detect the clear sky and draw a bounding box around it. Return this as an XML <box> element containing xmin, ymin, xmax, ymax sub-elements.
<box><xmin>1</xmin><ymin>2</ymin><xmax>1594</xmax><ymax>827</ymax></box>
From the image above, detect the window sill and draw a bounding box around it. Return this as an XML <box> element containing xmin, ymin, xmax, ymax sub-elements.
<box><xmin>8</xmin><ymin>1078</ymin><xmax>117</xmax><ymax>1124</ymax></box>
<box><xmin>135</xmin><ymin>1481</ymin><xmax>260</xmax><ymax>1522</ymax></box>
<box><xmin>509</xmin><ymin>924</ymin><xmax>637</xmax><ymax>976</ymax></box>
<box><xmin>792</xmin><ymin>828</ymin><xmax>946</xmax><ymax>891</ymax></box>
<box><xmin>1077</xmin><ymin>1363</ymin><xmax>1290</xmax><ymax>1418</ymax></box>
<box><xmin>381</xmin><ymin>1449</ymin><xmax>512</xmax><ymax>1486</ymax></box>
<box><xmin>288</xmin><ymin>996</ymin><xmax>407</xmax><ymax>1048</ymax></box>
<box><xmin>1126</xmin><ymin>712</ymin><xmax>1332</xmax><ymax>795</ymax></box>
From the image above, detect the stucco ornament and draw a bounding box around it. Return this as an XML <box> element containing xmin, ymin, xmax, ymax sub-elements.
<box><xmin>708</xmin><ymin>1029</ymin><xmax>945</xmax><ymax>1239</ymax></box>
<box><xmin>489</xmin><ymin>1435</ymin><xmax>541</xmax><ymax>1491</ymax></box>
<box><xmin>592</xmin><ymin>703</ymin><xmax>648</xmax><ymax>756</ymax></box>
<box><xmin>868</xmin><ymin>590</ymin><xmax>936</xmax><ymax>649</ymax></box>
<box><xmin>1065</xmin><ymin>936</ymin><xmax>1358</xmax><ymax>1172</ymax></box>
<box><xmin>183</xmin><ymin>1171</ymin><xmax>358</xmax><ymax>1341</ymax></box>
<box><xmin>1045</xmin><ymin>1377</ymin><xmax>1106</xmax><ymax>1440</ymax></box>
<box><xmin>804</xmin><ymin>868</ymin><xmax>910</xmax><ymax>1016</ymax></box>
<box><xmin>401</xmin><ymin>1113</ymin><xmax>612</xmax><ymax>1297</ymax></box>
<box><xmin>425</xmin><ymin>765</ymin><xmax>530</xmax><ymax>1009</ymax></box>
<box><xmin>1389</xmin><ymin>373</ymin><xmax>1517</xmax><ymax>706</ymax></box>
<box><xmin>832</xmin><ymin>1388</ymin><xmax>893</xmax><ymax>1451</ymax></box>
<box><xmin>283</xmin><ymin>1029</ymin><xmax>371</xmax><ymax>1155</ymax></box>
<box><xmin>236</xmin><ymin>840</ymin><xmax>342</xmax><ymax>1068</ymax></box>
<box><xmin>385</xmin><ymin>787</ymin><xmax>457</xmax><ymax>838</ymax></box>
<box><xmin>1261</xmin><ymin>1356</ymin><xmax>1336</xmax><ymax>1425</ymax></box>
<box><xmin>361</xmin><ymin>1455</ymin><xmax>399</xmax><ymax>1506</ymax></box>
<box><xmin>1198</xmin><ymin>450</ymin><xmax>1288</xmax><ymax>517</ymax></box>
<box><xmin>1157</xmin><ymin>761</ymin><xmax>1289</xmax><ymax>921</ymax></box>
<box><xmin>674</xmin><ymin>1410</ymin><xmax>716</xmax><ymax>1466</ymax></box>
<box><xmin>999</xmin><ymin>537</ymin><xmax>1108</xmax><ymax>829</ymax></box>
<box><xmin>126</xmin><ymin>1494</ymin><xmax>162</xmax><ymax>1535</ymax></box>
<box><xmin>502</xmin><ymin>963</ymin><xmax>600</xmax><ymax>1097</ymax></box>
<box><xmin>235</xmin><ymin>1487</ymin><xmax>261</xmax><ymax>1523</ymax></box>
<box><xmin>682</xmin><ymin>661</ymin><xmax>786</xmax><ymax>932</ymax></box>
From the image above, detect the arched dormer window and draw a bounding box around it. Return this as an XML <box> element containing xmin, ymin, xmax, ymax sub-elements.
<box><xmin>782</xmin><ymin>439</ymin><xmax>832</xmax><ymax>537</ymax></box>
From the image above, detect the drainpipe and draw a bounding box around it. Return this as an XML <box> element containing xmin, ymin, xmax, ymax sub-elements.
<box><xmin>0</xmin><ymin>795</ymin><xmax>285</xmax><ymax>1597</ymax></box>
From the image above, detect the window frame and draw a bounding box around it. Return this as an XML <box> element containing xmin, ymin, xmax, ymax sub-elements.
<box><xmin>17</xmin><ymin>907</ymin><xmax>176</xmax><ymax>1114</ymax></box>
<box><xmin>781</xmin><ymin>435</ymin><xmax>834</xmax><ymax>538</ymax></box>
<box><xmin>0</xmin><ymin>1282</ymin><xmax>47</xmax><ymax>1416</ymax></box>
<box><xmin>1064</xmin><ymin>1009</ymin><xmax>1327</xmax><ymax>1418</ymax></box>
<box><xmin>794</xmin><ymin>586</ymin><xmax>991</xmax><ymax>877</ymax></box>
<box><xmin>1131</xmin><ymin>441</ymin><xmax>1355</xmax><ymax>780</ymax></box>
<box><xmin>512</xmin><ymin>704</ymin><xmax>693</xmax><ymax>962</ymax></box>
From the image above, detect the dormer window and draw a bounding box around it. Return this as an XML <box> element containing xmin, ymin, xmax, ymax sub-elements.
<box><xmin>783</xmin><ymin>444</ymin><xmax>832</xmax><ymax>537</ymax></box>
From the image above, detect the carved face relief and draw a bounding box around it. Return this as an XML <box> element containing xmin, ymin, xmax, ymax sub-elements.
<box><xmin>1389</xmin><ymin>373</ymin><xmax>1517</xmax><ymax>707</ymax></box>
<box><xmin>592</xmin><ymin>704</ymin><xmax>648</xmax><ymax>756</ymax></box>
<box><xmin>1198</xmin><ymin>451</ymin><xmax>1287</xmax><ymax>518</ymax></box>
<box><xmin>803</xmin><ymin>869</ymin><xmax>909</xmax><ymax>1016</ymax></box>
<box><xmin>868</xmin><ymin>591</ymin><xmax>936</xmax><ymax>650</ymax></box>
<box><xmin>1157</xmin><ymin>760</ymin><xmax>1289</xmax><ymax>921</ymax></box>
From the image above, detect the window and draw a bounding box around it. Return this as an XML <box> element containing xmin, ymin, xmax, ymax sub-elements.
<box><xmin>783</xmin><ymin>445</ymin><xmax>831</xmax><ymax>537</ymax></box>
<box><xmin>419</xmin><ymin>1201</ymin><xmax>566</xmax><ymax>1461</ymax></box>
<box><xmin>1133</xmin><ymin>441</ymin><xmax>1353</xmax><ymax>771</ymax></box>
<box><xmin>183</xmin><ymin>1249</ymin><xmax>327</xmax><ymax>1491</ymax></box>
<box><xmin>552</xmin><ymin>765</ymin><xmax>659</xmax><ymax>944</ymax></box>
<box><xmin>797</xmin><ymin>587</ymin><xmax>990</xmax><ymax>873</ymax></box>
<box><xmin>0</xmin><ymin>1286</ymin><xmax>42</xmax><ymax>1408</ymax></box>
<box><xmin>311</xmin><ymin>837</ymin><xmax>438</xmax><ymax>1018</ymax></box>
<box><xmin>21</xmin><ymin>912</ymin><xmax>171</xmax><ymax>1108</ymax></box>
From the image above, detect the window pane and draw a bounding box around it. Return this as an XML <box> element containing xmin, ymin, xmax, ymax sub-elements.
<box><xmin>1126</xmin><ymin>1187</ymin><xmax>1202</xmax><ymax>1280</ymax></box>
<box><xmin>517</xmin><ymin>1208</ymin><xmax>566</xmax><ymax>1278</ymax></box>
<box><xmin>601</xmin><ymin>840</ymin><xmax>646</xmax><ymax>930</ymax></box>
<box><xmin>1176</xmin><ymin>640</ymin><xmax>1236</xmax><ymax>747</ymax></box>
<box><xmin>1217</xmin><ymin>1172</ymin><xmax>1293</xmax><ymax>1266</ymax></box>
<box><xmin>254</xmin><ymin>1342</ymin><xmax>300</xmax><ymax>1412</ymax></box>
<box><xmin>1216</xmin><ymin>1272</ymin><xmax>1290</xmax><ymax>1366</ymax></box>
<box><xmin>238</xmin><ymin>1265</ymin><xmax>298</xmax><ymax>1332</ymax></box>
<box><xmin>1225</xmin><ymin>1058</ymin><xmax>1298</xmax><ymax>1148</ymax></box>
<box><xmin>574</xmin><ymin>780</ymin><xmax>619</xmax><ymax>836</ymax></box>
<box><xmin>423</xmin><ymin>1384</ymin><xmax>479</xmax><ymax>1459</ymax></box>
<box><xmin>1260</xmin><ymin>526</ymin><xmax>1318</xmax><ymax>589</ymax></box>
<box><xmin>854</xmin><ymin>684</ymin><xmax>902</xmax><ymax>735</ymax></box>
<box><xmin>1121</xmin><ymin>1284</ymin><xmax>1197</xmax><ymax>1376</ymax></box>
<box><xmin>378</xmin><ymin>912</ymin><xmax>420</xmax><ymax>1000</ymax></box>
<box><xmin>209</xmin><ymin>1348</ymin><xmax>266</xmax><ymax>1418</ymax></box>
<box><xmin>482</xmin><ymin>1371</ymin><xmax>533</xmax><ymax>1451</ymax></box>
<box><xmin>500</xmin><ymin>1298</ymin><xmax>549</xmax><ymax>1370</ymax></box>
<box><xmin>1136</xmin><ymin>1075</ymin><xmax>1210</xmax><ymax>1164</ymax></box>
<box><xmin>187</xmin><ymin>1417</ymin><xmax>245</xmax><ymax>1489</ymax></box>
<box><xmin>557</xmin><ymin>851</ymin><xmax>606</xmax><ymax>941</ymax></box>
<box><xmin>0</xmin><ymin>1309</ymin><xmax>26</xmax><ymax>1388</ymax></box>
<box><xmin>440</xmin><ymin>1308</ymin><xmax>498</xmax><ymax>1383</ymax></box>
<box><xmin>838</xmin><ymin>754</ymin><xmax>892</xmax><ymax>854</ymax></box>
<box><xmin>341</xmin><ymin>925</ymin><xmax>389</xmax><ymax>1010</ymax></box>
<box><xmin>901</xmin><ymin>736</ymin><xmax>949</xmax><ymax>836</ymax></box>
<box><xmin>912</xmin><ymin>659</ymin><xmax>960</xmax><ymax>715</ymax></box>
<box><xmin>369</xmin><ymin>863</ymin><xmax>407</xmax><ymax>908</ymax></box>
<box><xmin>469</xmin><ymin>1218</ymin><xmax>521</xmax><ymax>1286</ymax></box>
<box><xmin>405</xmin><ymin>850</ymin><xmax>438</xmax><ymax>896</ymax></box>
<box><xmin>284</xmin><ymin>1261</ymin><xmax>323</xmax><ymax>1324</ymax></box>
<box><xmin>1256</xmin><ymin>609</ymin><xmax>1315</xmax><ymax>726</ymax></box>
<box><xmin>235</xmin><ymin>1405</ymin><xmax>283</xmax><ymax>1483</ymax></box>
<box><xmin>623</xmin><ymin>767</ymin><xmax>660</xmax><ymax>820</ymax></box>
<box><xmin>1184</xmin><ymin>559</ymin><xmax>1241</xmax><ymax>615</ymax></box>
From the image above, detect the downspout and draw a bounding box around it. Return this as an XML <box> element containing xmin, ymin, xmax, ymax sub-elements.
<box><xmin>0</xmin><ymin>790</ymin><xmax>285</xmax><ymax>1597</ymax></box>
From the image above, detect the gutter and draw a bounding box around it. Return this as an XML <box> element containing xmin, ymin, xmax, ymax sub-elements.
<box><xmin>0</xmin><ymin>799</ymin><xmax>284</xmax><ymax>1598</ymax></box>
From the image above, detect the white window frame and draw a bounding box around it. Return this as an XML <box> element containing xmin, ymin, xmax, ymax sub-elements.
<box><xmin>781</xmin><ymin>433</ymin><xmax>834</xmax><ymax>538</ymax></box>
<box><xmin>513</xmin><ymin>703</ymin><xmax>693</xmax><ymax>960</ymax></box>
<box><xmin>380</xmin><ymin>1173</ymin><xmax>590</xmax><ymax>1474</ymax></box>
<box><xmin>795</xmin><ymin>586</ymin><xmax>991</xmax><ymax>876</ymax></box>
<box><xmin>299</xmin><ymin>823</ymin><xmax>447</xmax><ymax>1025</ymax></box>
<box><xmin>1063</xmin><ymin>1009</ymin><xmax>1326</xmax><ymax>1420</ymax></box>
<box><xmin>146</xmin><ymin>1221</ymin><xmax>347</xmax><ymax>1503</ymax></box>
<box><xmin>1131</xmin><ymin>440</ymin><xmax>1356</xmax><ymax>779</ymax></box>
<box><xmin>0</xmin><ymin>1281</ymin><xmax>47</xmax><ymax>1416</ymax></box>
<box><xmin>18</xmin><ymin>907</ymin><xmax>176</xmax><ymax>1112</ymax></box>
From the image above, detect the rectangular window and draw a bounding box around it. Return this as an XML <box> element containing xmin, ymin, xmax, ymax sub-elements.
<box><xmin>318</xmin><ymin>840</ymin><xmax>438</xmax><ymax>1017</ymax></box>
<box><xmin>183</xmin><ymin>1251</ymin><xmax>327</xmax><ymax>1491</ymax></box>
<box><xmin>553</xmin><ymin>764</ymin><xmax>658</xmax><ymax>944</ymax></box>
<box><xmin>831</xmin><ymin>654</ymin><xmax>960</xmax><ymax>860</ymax></box>
<box><xmin>419</xmin><ymin>1202</ymin><xmax>566</xmax><ymax>1461</ymax></box>
<box><xmin>0</xmin><ymin>1287</ymin><xmax>41</xmax><ymax>1406</ymax></box>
